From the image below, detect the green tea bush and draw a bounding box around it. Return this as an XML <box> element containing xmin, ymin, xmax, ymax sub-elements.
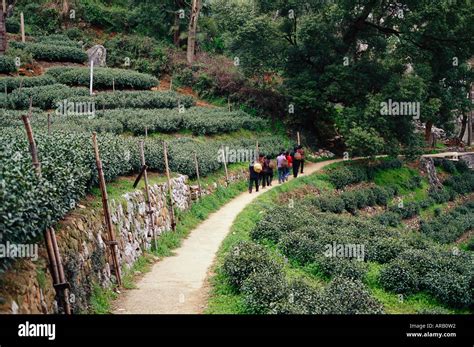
<box><xmin>51</xmin><ymin>67</ymin><xmax>159</xmax><ymax>90</ymax></box>
<box><xmin>0</xmin><ymin>56</ymin><xmax>17</xmax><ymax>73</ymax></box>
<box><xmin>443</xmin><ymin>172</ymin><xmax>474</xmax><ymax>195</ymax></box>
<box><xmin>375</xmin><ymin>211</ymin><xmax>402</xmax><ymax>227</ymax></box>
<box><xmin>379</xmin><ymin>259</ymin><xmax>420</xmax><ymax>295</ymax></box>
<box><xmin>389</xmin><ymin>202</ymin><xmax>420</xmax><ymax>219</ymax></box>
<box><xmin>314</xmin><ymin>256</ymin><xmax>368</xmax><ymax>280</ymax></box>
<box><xmin>37</xmin><ymin>35</ymin><xmax>82</xmax><ymax>48</ymax></box>
<box><xmin>320</xmin><ymin>277</ymin><xmax>384</xmax><ymax>314</ymax></box>
<box><xmin>222</xmin><ymin>241</ymin><xmax>283</xmax><ymax>290</ymax></box>
<box><xmin>5</xmin><ymin>17</ymin><xmax>20</xmax><ymax>33</ymax></box>
<box><xmin>279</xmin><ymin>230</ymin><xmax>319</xmax><ymax>264</ymax></box>
<box><xmin>66</xmin><ymin>90</ymin><xmax>194</xmax><ymax>110</ymax></box>
<box><xmin>0</xmin><ymin>75</ymin><xmax>57</xmax><ymax>92</ymax></box>
<box><xmin>423</xmin><ymin>271</ymin><xmax>472</xmax><ymax>308</ymax></box>
<box><xmin>269</xmin><ymin>280</ymin><xmax>324</xmax><ymax>314</ymax></box>
<box><xmin>365</xmin><ymin>237</ymin><xmax>407</xmax><ymax>264</ymax></box>
<box><xmin>7</xmin><ymin>84</ymin><xmax>90</xmax><ymax>109</ymax></box>
<box><xmin>10</xmin><ymin>42</ymin><xmax>87</xmax><ymax>63</ymax></box>
<box><xmin>419</xmin><ymin>202</ymin><xmax>474</xmax><ymax>243</ymax></box>
<box><xmin>314</xmin><ymin>195</ymin><xmax>346</xmax><ymax>213</ymax></box>
<box><xmin>241</xmin><ymin>270</ymin><xmax>289</xmax><ymax>314</ymax></box>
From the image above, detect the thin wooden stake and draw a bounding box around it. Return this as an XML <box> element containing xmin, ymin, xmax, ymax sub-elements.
<box><xmin>20</xmin><ymin>12</ymin><xmax>25</xmax><ymax>43</ymax></box>
<box><xmin>92</xmin><ymin>132</ymin><xmax>122</xmax><ymax>287</ymax></box>
<box><xmin>221</xmin><ymin>145</ymin><xmax>229</xmax><ymax>185</ymax></box>
<box><xmin>169</xmin><ymin>77</ymin><xmax>173</xmax><ymax>91</ymax></box>
<box><xmin>256</xmin><ymin>141</ymin><xmax>259</xmax><ymax>159</ymax></box>
<box><xmin>89</xmin><ymin>60</ymin><xmax>94</xmax><ymax>96</ymax></box>
<box><xmin>163</xmin><ymin>141</ymin><xmax>176</xmax><ymax>231</ymax></box>
<box><xmin>112</xmin><ymin>77</ymin><xmax>115</xmax><ymax>92</ymax></box>
<box><xmin>145</xmin><ymin>126</ymin><xmax>148</xmax><ymax>138</ymax></box>
<box><xmin>139</xmin><ymin>140</ymin><xmax>157</xmax><ymax>250</ymax></box>
<box><xmin>47</xmin><ymin>113</ymin><xmax>51</xmax><ymax>135</ymax></box>
<box><xmin>297</xmin><ymin>131</ymin><xmax>301</xmax><ymax>146</ymax></box>
<box><xmin>21</xmin><ymin>114</ymin><xmax>71</xmax><ymax>314</ymax></box>
<box><xmin>2</xmin><ymin>0</ymin><xmax>6</xmax><ymax>13</ymax></box>
<box><xmin>193</xmin><ymin>152</ymin><xmax>202</xmax><ymax>200</ymax></box>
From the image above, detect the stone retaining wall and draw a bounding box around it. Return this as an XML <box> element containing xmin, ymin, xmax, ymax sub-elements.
<box><xmin>0</xmin><ymin>175</ymin><xmax>191</xmax><ymax>314</ymax></box>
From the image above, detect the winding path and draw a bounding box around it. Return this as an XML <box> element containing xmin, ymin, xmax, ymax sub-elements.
<box><xmin>112</xmin><ymin>159</ymin><xmax>342</xmax><ymax>314</ymax></box>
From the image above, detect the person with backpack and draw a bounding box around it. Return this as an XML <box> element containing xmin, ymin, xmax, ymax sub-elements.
<box><xmin>292</xmin><ymin>145</ymin><xmax>302</xmax><ymax>178</ymax></box>
<box><xmin>263</xmin><ymin>155</ymin><xmax>274</xmax><ymax>187</ymax></box>
<box><xmin>297</xmin><ymin>145</ymin><xmax>305</xmax><ymax>174</ymax></box>
<box><xmin>248</xmin><ymin>159</ymin><xmax>262</xmax><ymax>193</ymax></box>
<box><xmin>258</xmin><ymin>154</ymin><xmax>266</xmax><ymax>188</ymax></box>
<box><xmin>276</xmin><ymin>150</ymin><xmax>287</xmax><ymax>184</ymax></box>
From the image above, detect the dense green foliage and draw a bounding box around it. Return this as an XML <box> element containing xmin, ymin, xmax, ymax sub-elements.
<box><xmin>0</xmin><ymin>56</ymin><xmax>17</xmax><ymax>74</ymax></box>
<box><xmin>10</xmin><ymin>41</ymin><xmax>88</xmax><ymax>63</ymax></box>
<box><xmin>47</xmin><ymin>67</ymin><xmax>159</xmax><ymax>90</ymax></box>
<box><xmin>0</xmin><ymin>75</ymin><xmax>57</xmax><ymax>93</ymax></box>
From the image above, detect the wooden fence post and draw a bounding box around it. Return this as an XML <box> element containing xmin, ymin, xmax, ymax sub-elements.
<box><xmin>139</xmin><ymin>140</ymin><xmax>157</xmax><ymax>250</ymax></box>
<box><xmin>163</xmin><ymin>141</ymin><xmax>176</xmax><ymax>231</ymax></box>
<box><xmin>92</xmin><ymin>132</ymin><xmax>122</xmax><ymax>287</ymax></box>
<box><xmin>21</xmin><ymin>114</ymin><xmax>71</xmax><ymax>314</ymax></box>
<box><xmin>89</xmin><ymin>60</ymin><xmax>94</xmax><ymax>96</ymax></box>
<box><xmin>193</xmin><ymin>152</ymin><xmax>202</xmax><ymax>200</ymax></box>
<box><xmin>221</xmin><ymin>145</ymin><xmax>229</xmax><ymax>185</ymax></box>
<box><xmin>112</xmin><ymin>77</ymin><xmax>115</xmax><ymax>93</ymax></box>
<box><xmin>256</xmin><ymin>141</ymin><xmax>259</xmax><ymax>160</ymax></box>
<box><xmin>20</xmin><ymin>12</ymin><xmax>25</xmax><ymax>43</ymax></box>
<box><xmin>297</xmin><ymin>131</ymin><xmax>301</xmax><ymax>146</ymax></box>
<box><xmin>47</xmin><ymin>113</ymin><xmax>51</xmax><ymax>135</ymax></box>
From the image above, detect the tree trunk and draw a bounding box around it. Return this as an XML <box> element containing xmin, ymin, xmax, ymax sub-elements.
<box><xmin>459</xmin><ymin>114</ymin><xmax>467</xmax><ymax>142</ymax></box>
<box><xmin>425</xmin><ymin>121</ymin><xmax>433</xmax><ymax>143</ymax></box>
<box><xmin>186</xmin><ymin>0</ymin><xmax>201</xmax><ymax>64</ymax></box>
<box><xmin>173</xmin><ymin>12</ymin><xmax>180</xmax><ymax>47</ymax></box>
<box><xmin>0</xmin><ymin>9</ymin><xmax>7</xmax><ymax>54</ymax></box>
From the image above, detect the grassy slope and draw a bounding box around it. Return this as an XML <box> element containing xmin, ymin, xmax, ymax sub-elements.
<box><xmin>206</xmin><ymin>161</ymin><xmax>472</xmax><ymax>314</ymax></box>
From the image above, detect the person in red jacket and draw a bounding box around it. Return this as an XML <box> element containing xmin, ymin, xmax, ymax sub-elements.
<box><xmin>284</xmin><ymin>151</ymin><xmax>292</xmax><ymax>181</ymax></box>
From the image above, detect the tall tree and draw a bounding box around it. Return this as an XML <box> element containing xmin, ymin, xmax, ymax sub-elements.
<box><xmin>187</xmin><ymin>0</ymin><xmax>201</xmax><ymax>64</ymax></box>
<box><xmin>0</xmin><ymin>8</ymin><xmax>6</xmax><ymax>54</ymax></box>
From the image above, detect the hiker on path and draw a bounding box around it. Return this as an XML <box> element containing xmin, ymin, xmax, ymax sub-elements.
<box><xmin>262</xmin><ymin>155</ymin><xmax>274</xmax><ymax>187</ymax></box>
<box><xmin>276</xmin><ymin>151</ymin><xmax>287</xmax><ymax>183</ymax></box>
<box><xmin>258</xmin><ymin>154</ymin><xmax>266</xmax><ymax>188</ymax></box>
<box><xmin>292</xmin><ymin>146</ymin><xmax>301</xmax><ymax>178</ymax></box>
<box><xmin>297</xmin><ymin>145</ymin><xmax>305</xmax><ymax>174</ymax></box>
<box><xmin>284</xmin><ymin>151</ymin><xmax>292</xmax><ymax>181</ymax></box>
<box><xmin>248</xmin><ymin>160</ymin><xmax>262</xmax><ymax>193</ymax></box>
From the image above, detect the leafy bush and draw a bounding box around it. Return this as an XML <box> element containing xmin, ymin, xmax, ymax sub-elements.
<box><xmin>37</xmin><ymin>35</ymin><xmax>82</xmax><ymax>48</ymax></box>
<box><xmin>443</xmin><ymin>172</ymin><xmax>474</xmax><ymax>195</ymax></box>
<box><xmin>222</xmin><ymin>241</ymin><xmax>282</xmax><ymax>290</ymax></box>
<box><xmin>50</xmin><ymin>67</ymin><xmax>159</xmax><ymax>90</ymax></box>
<box><xmin>270</xmin><ymin>280</ymin><xmax>324</xmax><ymax>314</ymax></box>
<box><xmin>313</xmin><ymin>195</ymin><xmax>346</xmax><ymax>213</ymax></box>
<box><xmin>7</xmin><ymin>84</ymin><xmax>90</xmax><ymax>109</ymax></box>
<box><xmin>0</xmin><ymin>75</ymin><xmax>57</xmax><ymax>93</ymax></box>
<box><xmin>0</xmin><ymin>56</ymin><xmax>17</xmax><ymax>73</ymax></box>
<box><xmin>419</xmin><ymin>202</ymin><xmax>474</xmax><ymax>243</ymax></box>
<box><xmin>376</xmin><ymin>212</ymin><xmax>402</xmax><ymax>227</ymax></box>
<box><xmin>379</xmin><ymin>259</ymin><xmax>420</xmax><ymax>295</ymax></box>
<box><xmin>66</xmin><ymin>90</ymin><xmax>194</xmax><ymax>110</ymax></box>
<box><xmin>6</xmin><ymin>17</ymin><xmax>20</xmax><ymax>33</ymax></box>
<box><xmin>279</xmin><ymin>230</ymin><xmax>319</xmax><ymax>264</ymax></box>
<box><xmin>320</xmin><ymin>277</ymin><xmax>384</xmax><ymax>314</ymax></box>
<box><xmin>241</xmin><ymin>270</ymin><xmax>289</xmax><ymax>314</ymax></box>
<box><xmin>314</xmin><ymin>256</ymin><xmax>368</xmax><ymax>280</ymax></box>
<box><xmin>10</xmin><ymin>42</ymin><xmax>88</xmax><ymax>63</ymax></box>
<box><xmin>423</xmin><ymin>271</ymin><xmax>472</xmax><ymax>308</ymax></box>
<box><xmin>365</xmin><ymin>237</ymin><xmax>407</xmax><ymax>264</ymax></box>
<box><xmin>389</xmin><ymin>202</ymin><xmax>420</xmax><ymax>219</ymax></box>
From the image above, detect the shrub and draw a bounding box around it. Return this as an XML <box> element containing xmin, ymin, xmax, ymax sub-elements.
<box><xmin>389</xmin><ymin>201</ymin><xmax>420</xmax><ymax>219</ymax></box>
<box><xmin>365</xmin><ymin>237</ymin><xmax>407</xmax><ymax>264</ymax></box>
<box><xmin>320</xmin><ymin>277</ymin><xmax>384</xmax><ymax>314</ymax></box>
<box><xmin>444</xmin><ymin>172</ymin><xmax>474</xmax><ymax>195</ymax></box>
<box><xmin>10</xmin><ymin>42</ymin><xmax>87</xmax><ymax>63</ymax></box>
<box><xmin>428</xmin><ymin>187</ymin><xmax>451</xmax><ymax>204</ymax></box>
<box><xmin>0</xmin><ymin>75</ymin><xmax>57</xmax><ymax>93</ymax></box>
<box><xmin>423</xmin><ymin>271</ymin><xmax>472</xmax><ymax>308</ymax></box>
<box><xmin>279</xmin><ymin>230</ymin><xmax>319</xmax><ymax>264</ymax></box>
<box><xmin>376</xmin><ymin>212</ymin><xmax>402</xmax><ymax>227</ymax></box>
<box><xmin>66</xmin><ymin>90</ymin><xmax>194</xmax><ymax>110</ymax></box>
<box><xmin>0</xmin><ymin>56</ymin><xmax>17</xmax><ymax>73</ymax></box>
<box><xmin>315</xmin><ymin>195</ymin><xmax>346</xmax><ymax>213</ymax></box>
<box><xmin>419</xmin><ymin>202</ymin><xmax>474</xmax><ymax>243</ymax></box>
<box><xmin>222</xmin><ymin>241</ymin><xmax>282</xmax><ymax>290</ymax></box>
<box><xmin>314</xmin><ymin>256</ymin><xmax>368</xmax><ymax>280</ymax></box>
<box><xmin>7</xmin><ymin>84</ymin><xmax>90</xmax><ymax>109</ymax></box>
<box><xmin>37</xmin><ymin>35</ymin><xmax>82</xmax><ymax>48</ymax></box>
<box><xmin>51</xmin><ymin>67</ymin><xmax>159</xmax><ymax>90</ymax></box>
<box><xmin>241</xmin><ymin>270</ymin><xmax>289</xmax><ymax>314</ymax></box>
<box><xmin>371</xmin><ymin>186</ymin><xmax>392</xmax><ymax>206</ymax></box>
<box><xmin>270</xmin><ymin>280</ymin><xmax>324</xmax><ymax>314</ymax></box>
<box><xmin>6</xmin><ymin>17</ymin><xmax>20</xmax><ymax>33</ymax></box>
<box><xmin>379</xmin><ymin>259</ymin><xmax>420</xmax><ymax>295</ymax></box>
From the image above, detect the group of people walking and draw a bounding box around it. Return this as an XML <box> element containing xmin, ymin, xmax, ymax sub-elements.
<box><xmin>248</xmin><ymin>145</ymin><xmax>305</xmax><ymax>193</ymax></box>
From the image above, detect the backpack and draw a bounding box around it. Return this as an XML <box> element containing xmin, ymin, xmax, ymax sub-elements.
<box><xmin>269</xmin><ymin>160</ymin><xmax>276</xmax><ymax>169</ymax></box>
<box><xmin>281</xmin><ymin>159</ymin><xmax>288</xmax><ymax>168</ymax></box>
<box><xmin>294</xmin><ymin>152</ymin><xmax>302</xmax><ymax>160</ymax></box>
